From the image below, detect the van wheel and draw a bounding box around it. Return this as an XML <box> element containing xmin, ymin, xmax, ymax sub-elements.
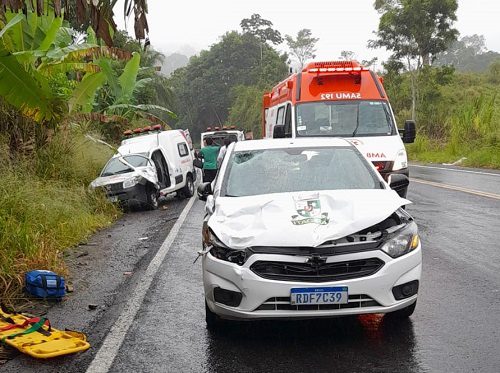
<box><xmin>182</xmin><ymin>174</ymin><xmax>194</xmax><ymax>198</ymax></box>
<box><xmin>145</xmin><ymin>186</ymin><xmax>159</xmax><ymax>210</ymax></box>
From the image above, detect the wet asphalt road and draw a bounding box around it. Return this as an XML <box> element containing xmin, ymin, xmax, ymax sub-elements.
<box><xmin>4</xmin><ymin>164</ymin><xmax>500</xmax><ymax>372</ymax></box>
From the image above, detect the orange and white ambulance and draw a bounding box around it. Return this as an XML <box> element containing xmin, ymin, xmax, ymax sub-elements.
<box><xmin>262</xmin><ymin>60</ymin><xmax>415</xmax><ymax>197</ymax></box>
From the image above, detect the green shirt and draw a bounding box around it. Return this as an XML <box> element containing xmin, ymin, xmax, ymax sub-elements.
<box><xmin>200</xmin><ymin>145</ymin><xmax>220</xmax><ymax>170</ymax></box>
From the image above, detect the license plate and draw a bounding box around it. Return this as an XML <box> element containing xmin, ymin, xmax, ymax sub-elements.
<box><xmin>290</xmin><ymin>286</ymin><xmax>348</xmax><ymax>305</ymax></box>
<box><xmin>108</xmin><ymin>196</ymin><xmax>118</xmax><ymax>202</ymax></box>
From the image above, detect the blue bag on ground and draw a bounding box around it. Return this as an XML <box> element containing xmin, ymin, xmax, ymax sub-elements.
<box><xmin>25</xmin><ymin>270</ymin><xmax>66</xmax><ymax>299</ymax></box>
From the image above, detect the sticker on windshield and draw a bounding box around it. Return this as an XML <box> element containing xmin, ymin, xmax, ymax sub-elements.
<box><xmin>291</xmin><ymin>195</ymin><xmax>329</xmax><ymax>226</ymax></box>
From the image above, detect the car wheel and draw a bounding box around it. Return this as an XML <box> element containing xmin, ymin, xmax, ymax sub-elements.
<box><xmin>205</xmin><ymin>301</ymin><xmax>223</xmax><ymax>330</ymax></box>
<box><xmin>145</xmin><ymin>187</ymin><xmax>159</xmax><ymax>210</ymax></box>
<box><xmin>182</xmin><ymin>174</ymin><xmax>194</xmax><ymax>198</ymax></box>
<box><xmin>386</xmin><ymin>300</ymin><xmax>417</xmax><ymax>319</ymax></box>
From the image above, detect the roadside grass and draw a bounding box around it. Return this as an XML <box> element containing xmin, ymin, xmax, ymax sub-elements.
<box><xmin>0</xmin><ymin>132</ymin><xmax>120</xmax><ymax>302</ymax></box>
<box><xmin>407</xmin><ymin>93</ymin><xmax>500</xmax><ymax>169</ymax></box>
<box><xmin>407</xmin><ymin>136</ymin><xmax>500</xmax><ymax>169</ymax></box>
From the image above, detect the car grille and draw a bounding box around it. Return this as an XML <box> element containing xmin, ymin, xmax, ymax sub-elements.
<box><xmin>104</xmin><ymin>182</ymin><xmax>123</xmax><ymax>193</ymax></box>
<box><xmin>255</xmin><ymin>294</ymin><xmax>381</xmax><ymax>311</ymax></box>
<box><xmin>250</xmin><ymin>258</ymin><xmax>384</xmax><ymax>282</ymax></box>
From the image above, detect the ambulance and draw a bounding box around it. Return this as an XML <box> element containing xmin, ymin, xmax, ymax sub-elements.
<box><xmin>200</xmin><ymin>126</ymin><xmax>246</xmax><ymax>148</ymax></box>
<box><xmin>262</xmin><ymin>60</ymin><xmax>415</xmax><ymax>197</ymax></box>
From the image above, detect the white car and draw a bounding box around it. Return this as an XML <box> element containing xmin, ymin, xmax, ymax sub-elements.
<box><xmin>197</xmin><ymin>138</ymin><xmax>421</xmax><ymax>328</ymax></box>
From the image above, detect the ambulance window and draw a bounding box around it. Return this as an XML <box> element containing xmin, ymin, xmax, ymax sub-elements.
<box><xmin>177</xmin><ymin>143</ymin><xmax>189</xmax><ymax>157</ymax></box>
<box><xmin>284</xmin><ymin>104</ymin><xmax>292</xmax><ymax>137</ymax></box>
<box><xmin>276</xmin><ymin>106</ymin><xmax>285</xmax><ymax>125</ymax></box>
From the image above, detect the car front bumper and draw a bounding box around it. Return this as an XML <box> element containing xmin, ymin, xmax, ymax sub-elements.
<box><xmin>104</xmin><ymin>183</ymin><xmax>148</xmax><ymax>205</ymax></box>
<box><xmin>203</xmin><ymin>246</ymin><xmax>421</xmax><ymax>320</ymax></box>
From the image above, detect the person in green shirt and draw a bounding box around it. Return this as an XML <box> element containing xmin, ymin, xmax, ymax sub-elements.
<box><xmin>200</xmin><ymin>137</ymin><xmax>220</xmax><ymax>182</ymax></box>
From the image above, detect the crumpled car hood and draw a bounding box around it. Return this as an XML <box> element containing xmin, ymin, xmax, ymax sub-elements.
<box><xmin>91</xmin><ymin>172</ymin><xmax>138</xmax><ymax>187</ymax></box>
<box><xmin>208</xmin><ymin>189</ymin><xmax>411</xmax><ymax>250</ymax></box>
<box><xmin>90</xmin><ymin>167</ymin><xmax>158</xmax><ymax>188</ymax></box>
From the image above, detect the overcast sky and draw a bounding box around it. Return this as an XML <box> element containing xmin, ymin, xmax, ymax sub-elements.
<box><xmin>116</xmin><ymin>0</ymin><xmax>499</xmax><ymax>64</ymax></box>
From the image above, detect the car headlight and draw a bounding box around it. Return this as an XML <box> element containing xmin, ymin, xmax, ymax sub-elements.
<box><xmin>380</xmin><ymin>222</ymin><xmax>420</xmax><ymax>258</ymax></box>
<box><xmin>392</xmin><ymin>148</ymin><xmax>408</xmax><ymax>171</ymax></box>
<box><xmin>123</xmin><ymin>176</ymin><xmax>140</xmax><ymax>189</ymax></box>
<box><xmin>205</xmin><ymin>229</ymin><xmax>247</xmax><ymax>266</ymax></box>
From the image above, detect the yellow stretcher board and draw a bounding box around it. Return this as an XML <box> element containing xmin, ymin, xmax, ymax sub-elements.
<box><xmin>0</xmin><ymin>308</ymin><xmax>90</xmax><ymax>359</ymax></box>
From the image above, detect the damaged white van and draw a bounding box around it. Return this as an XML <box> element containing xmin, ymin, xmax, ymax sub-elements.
<box><xmin>197</xmin><ymin>138</ymin><xmax>421</xmax><ymax>328</ymax></box>
<box><xmin>91</xmin><ymin>127</ymin><xmax>196</xmax><ymax>209</ymax></box>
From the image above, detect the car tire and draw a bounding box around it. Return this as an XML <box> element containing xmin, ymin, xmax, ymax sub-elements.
<box><xmin>181</xmin><ymin>174</ymin><xmax>194</xmax><ymax>198</ymax></box>
<box><xmin>205</xmin><ymin>301</ymin><xmax>223</xmax><ymax>330</ymax></box>
<box><xmin>386</xmin><ymin>300</ymin><xmax>417</xmax><ymax>319</ymax></box>
<box><xmin>145</xmin><ymin>186</ymin><xmax>159</xmax><ymax>210</ymax></box>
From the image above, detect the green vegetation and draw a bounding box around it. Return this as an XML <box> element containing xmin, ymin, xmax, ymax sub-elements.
<box><xmin>0</xmin><ymin>133</ymin><xmax>120</xmax><ymax>301</ymax></box>
<box><xmin>168</xmin><ymin>23</ymin><xmax>289</xmax><ymax>139</ymax></box>
<box><xmin>370</xmin><ymin>1</ymin><xmax>499</xmax><ymax>168</ymax></box>
<box><xmin>1</xmin><ymin>0</ymin><xmax>149</xmax><ymax>46</ymax></box>
<box><xmin>0</xmin><ymin>3</ymin><xmax>166</xmax><ymax>299</ymax></box>
<box><xmin>385</xmin><ymin>66</ymin><xmax>500</xmax><ymax>168</ymax></box>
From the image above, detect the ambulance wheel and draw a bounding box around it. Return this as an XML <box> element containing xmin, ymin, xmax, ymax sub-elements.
<box><xmin>181</xmin><ymin>174</ymin><xmax>194</xmax><ymax>198</ymax></box>
<box><xmin>145</xmin><ymin>186</ymin><xmax>159</xmax><ymax>210</ymax></box>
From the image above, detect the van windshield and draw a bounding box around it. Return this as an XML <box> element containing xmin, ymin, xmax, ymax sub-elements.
<box><xmin>101</xmin><ymin>154</ymin><xmax>149</xmax><ymax>176</ymax></box>
<box><xmin>296</xmin><ymin>100</ymin><xmax>395</xmax><ymax>137</ymax></box>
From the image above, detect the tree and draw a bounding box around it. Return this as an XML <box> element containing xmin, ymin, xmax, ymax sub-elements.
<box><xmin>340</xmin><ymin>51</ymin><xmax>356</xmax><ymax>61</ymax></box>
<box><xmin>285</xmin><ymin>29</ymin><xmax>319</xmax><ymax>69</ymax></box>
<box><xmin>168</xmin><ymin>31</ymin><xmax>288</xmax><ymax>140</ymax></box>
<box><xmin>361</xmin><ymin>57</ymin><xmax>379</xmax><ymax>68</ymax></box>
<box><xmin>372</xmin><ymin>0</ymin><xmax>458</xmax><ymax>66</ymax></box>
<box><xmin>240</xmin><ymin>14</ymin><xmax>283</xmax><ymax>45</ymax></box>
<box><xmin>434</xmin><ymin>35</ymin><xmax>500</xmax><ymax>72</ymax></box>
<box><xmin>0</xmin><ymin>10</ymin><xmax>117</xmax><ymax>124</ymax></box>
<box><xmin>227</xmin><ymin>85</ymin><xmax>263</xmax><ymax>138</ymax></box>
<box><xmin>370</xmin><ymin>0</ymin><xmax>458</xmax><ymax>120</ymax></box>
<box><xmin>0</xmin><ymin>0</ymin><xmax>149</xmax><ymax>46</ymax></box>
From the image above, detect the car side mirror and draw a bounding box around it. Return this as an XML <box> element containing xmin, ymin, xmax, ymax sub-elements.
<box><xmin>197</xmin><ymin>182</ymin><xmax>212</xmax><ymax>201</ymax></box>
<box><xmin>273</xmin><ymin>125</ymin><xmax>285</xmax><ymax>138</ymax></box>
<box><xmin>400</xmin><ymin>120</ymin><xmax>416</xmax><ymax>143</ymax></box>
<box><xmin>388</xmin><ymin>174</ymin><xmax>409</xmax><ymax>195</ymax></box>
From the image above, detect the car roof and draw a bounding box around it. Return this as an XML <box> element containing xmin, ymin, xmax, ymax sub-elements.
<box><xmin>232</xmin><ymin>137</ymin><xmax>353</xmax><ymax>151</ymax></box>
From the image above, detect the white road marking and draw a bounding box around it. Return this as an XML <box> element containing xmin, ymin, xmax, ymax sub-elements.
<box><xmin>86</xmin><ymin>196</ymin><xmax>197</xmax><ymax>373</ymax></box>
<box><xmin>410</xmin><ymin>164</ymin><xmax>500</xmax><ymax>177</ymax></box>
<box><xmin>412</xmin><ymin>178</ymin><xmax>500</xmax><ymax>200</ymax></box>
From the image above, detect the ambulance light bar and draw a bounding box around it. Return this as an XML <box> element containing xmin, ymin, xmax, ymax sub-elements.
<box><xmin>308</xmin><ymin>66</ymin><xmax>367</xmax><ymax>73</ymax></box>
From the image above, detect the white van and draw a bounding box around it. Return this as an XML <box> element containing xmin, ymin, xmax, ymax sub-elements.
<box><xmin>200</xmin><ymin>128</ymin><xmax>246</xmax><ymax>148</ymax></box>
<box><xmin>91</xmin><ymin>128</ymin><xmax>196</xmax><ymax>209</ymax></box>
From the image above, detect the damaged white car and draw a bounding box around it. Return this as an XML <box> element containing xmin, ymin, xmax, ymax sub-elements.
<box><xmin>197</xmin><ymin>138</ymin><xmax>421</xmax><ymax>328</ymax></box>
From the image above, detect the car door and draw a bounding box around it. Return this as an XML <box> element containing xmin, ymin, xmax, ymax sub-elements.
<box><xmin>151</xmin><ymin>149</ymin><xmax>171</xmax><ymax>189</ymax></box>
